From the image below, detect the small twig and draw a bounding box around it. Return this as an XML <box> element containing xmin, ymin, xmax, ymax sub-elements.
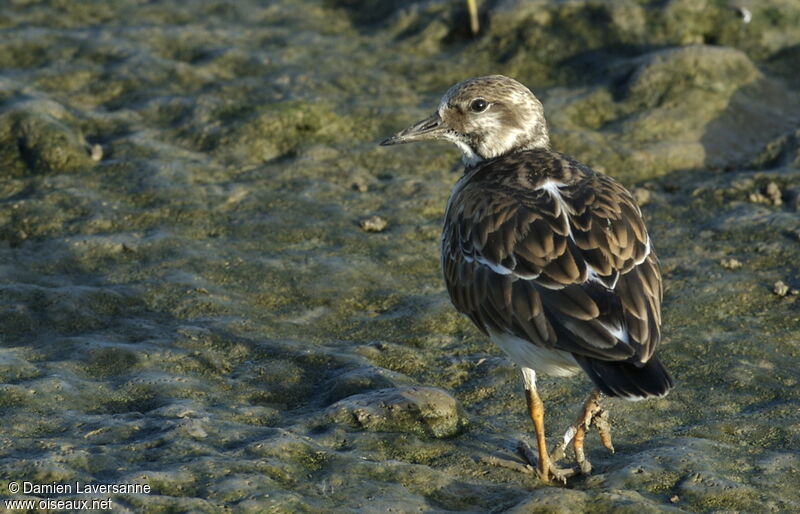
<box><xmin>516</xmin><ymin>440</ymin><xmax>538</xmax><ymax>468</ymax></box>
<box><xmin>480</xmin><ymin>454</ymin><xmax>534</xmax><ymax>474</ymax></box>
<box><xmin>466</xmin><ymin>0</ymin><xmax>479</xmax><ymax>36</ymax></box>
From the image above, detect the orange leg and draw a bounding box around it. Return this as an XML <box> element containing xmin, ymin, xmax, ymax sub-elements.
<box><xmin>521</xmin><ymin>368</ymin><xmax>575</xmax><ymax>483</ymax></box>
<box><xmin>573</xmin><ymin>420</ymin><xmax>589</xmax><ymax>473</ymax></box>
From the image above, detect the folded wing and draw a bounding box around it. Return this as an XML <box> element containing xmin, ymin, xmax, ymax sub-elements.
<box><xmin>441</xmin><ymin>154</ymin><xmax>662</xmax><ymax>365</ymax></box>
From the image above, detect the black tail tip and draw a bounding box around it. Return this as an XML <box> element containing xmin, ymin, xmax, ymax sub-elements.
<box><xmin>578</xmin><ymin>356</ymin><xmax>674</xmax><ymax>400</ymax></box>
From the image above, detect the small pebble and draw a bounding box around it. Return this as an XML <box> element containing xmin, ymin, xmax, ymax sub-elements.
<box><xmin>773</xmin><ymin>281</ymin><xmax>789</xmax><ymax>297</ymax></box>
<box><xmin>90</xmin><ymin>144</ymin><xmax>103</xmax><ymax>161</ymax></box>
<box><xmin>720</xmin><ymin>258</ymin><xmax>742</xmax><ymax>270</ymax></box>
<box><xmin>766</xmin><ymin>182</ymin><xmax>782</xmax><ymax>206</ymax></box>
<box><xmin>669</xmin><ymin>495</ymin><xmax>680</xmax><ymax>503</ymax></box>
<box><xmin>734</xmin><ymin>6</ymin><xmax>752</xmax><ymax>24</ymax></box>
<box><xmin>748</xmin><ymin>182</ymin><xmax>782</xmax><ymax>206</ymax></box>
<box><xmin>360</xmin><ymin>215</ymin><xmax>387</xmax><ymax>232</ymax></box>
<box><xmin>632</xmin><ymin>187</ymin><xmax>651</xmax><ymax>206</ymax></box>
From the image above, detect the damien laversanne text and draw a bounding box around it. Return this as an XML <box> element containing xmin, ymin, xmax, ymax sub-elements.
<box><xmin>22</xmin><ymin>482</ymin><xmax>151</xmax><ymax>494</ymax></box>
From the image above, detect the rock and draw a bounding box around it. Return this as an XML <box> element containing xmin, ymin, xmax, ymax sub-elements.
<box><xmin>623</xmin><ymin>45</ymin><xmax>759</xmax><ymax>109</ymax></box>
<box><xmin>359</xmin><ymin>215</ymin><xmax>388</xmax><ymax>232</ymax></box>
<box><xmin>773</xmin><ymin>280</ymin><xmax>789</xmax><ymax>296</ymax></box>
<box><xmin>89</xmin><ymin>143</ymin><xmax>103</xmax><ymax>161</ymax></box>
<box><xmin>325</xmin><ymin>366</ymin><xmax>412</xmax><ymax>404</ymax></box>
<box><xmin>327</xmin><ymin>386</ymin><xmax>467</xmax><ymax>438</ymax></box>
<box><xmin>507</xmin><ymin>487</ymin><xmax>589</xmax><ymax>513</ymax></box>
<box><xmin>748</xmin><ymin>182</ymin><xmax>784</xmax><ymax>206</ymax></box>
<box><xmin>547</xmin><ymin>44</ymin><xmax>796</xmax><ymax>180</ymax></box>
<box><xmin>0</xmin><ymin>99</ymin><xmax>96</xmax><ymax>177</ymax></box>
<box><xmin>351</xmin><ymin>178</ymin><xmax>369</xmax><ymax>192</ymax></box>
<box><xmin>720</xmin><ymin>258</ymin><xmax>743</xmax><ymax>270</ymax></box>
<box><xmin>766</xmin><ymin>181</ymin><xmax>783</xmax><ymax>205</ymax></box>
<box><xmin>184</xmin><ymin>100</ymin><xmax>358</xmax><ymax>165</ymax></box>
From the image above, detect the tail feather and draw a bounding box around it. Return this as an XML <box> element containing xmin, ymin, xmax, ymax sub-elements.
<box><xmin>575</xmin><ymin>355</ymin><xmax>674</xmax><ymax>400</ymax></box>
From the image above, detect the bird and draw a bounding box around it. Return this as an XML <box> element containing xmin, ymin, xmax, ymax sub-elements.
<box><xmin>380</xmin><ymin>75</ymin><xmax>673</xmax><ymax>483</ymax></box>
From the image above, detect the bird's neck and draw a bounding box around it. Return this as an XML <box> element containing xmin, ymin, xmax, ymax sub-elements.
<box><xmin>518</xmin><ymin>131</ymin><xmax>551</xmax><ymax>153</ymax></box>
<box><xmin>464</xmin><ymin>126</ymin><xmax>551</xmax><ymax>167</ymax></box>
<box><xmin>459</xmin><ymin>139</ymin><xmax>552</xmax><ymax>170</ymax></box>
<box><xmin>454</xmin><ymin>140</ymin><xmax>483</xmax><ymax>168</ymax></box>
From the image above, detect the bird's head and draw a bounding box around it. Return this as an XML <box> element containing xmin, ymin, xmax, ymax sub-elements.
<box><xmin>380</xmin><ymin>75</ymin><xmax>550</xmax><ymax>167</ymax></box>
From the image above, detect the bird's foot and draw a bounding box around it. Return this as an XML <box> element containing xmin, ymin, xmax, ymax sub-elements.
<box><xmin>550</xmin><ymin>390</ymin><xmax>614</xmax><ymax>475</ymax></box>
<box><xmin>517</xmin><ymin>440</ymin><xmax>577</xmax><ymax>484</ymax></box>
<box><xmin>593</xmin><ymin>408</ymin><xmax>615</xmax><ymax>453</ymax></box>
<box><xmin>539</xmin><ymin>462</ymin><xmax>578</xmax><ymax>484</ymax></box>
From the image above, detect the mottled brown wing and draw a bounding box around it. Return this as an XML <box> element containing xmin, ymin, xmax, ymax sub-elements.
<box><xmin>441</xmin><ymin>162</ymin><xmax>662</xmax><ymax>364</ymax></box>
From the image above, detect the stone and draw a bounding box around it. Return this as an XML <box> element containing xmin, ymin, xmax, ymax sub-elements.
<box><xmin>327</xmin><ymin>386</ymin><xmax>467</xmax><ymax>438</ymax></box>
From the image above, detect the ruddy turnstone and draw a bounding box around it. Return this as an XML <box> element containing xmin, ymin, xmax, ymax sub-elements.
<box><xmin>380</xmin><ymin>75</ymin><xmax>673</xmax><ymax>483</ymax></box>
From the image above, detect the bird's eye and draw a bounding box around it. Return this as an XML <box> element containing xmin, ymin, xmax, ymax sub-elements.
<box><xmin>469</xmin><ymin>98</ymin><xmax>488</xmax><ymax>113</ymax></box>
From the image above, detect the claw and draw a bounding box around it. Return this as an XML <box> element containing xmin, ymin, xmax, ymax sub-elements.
<box><xmin>553</xmin><ymin>389</ymin><xmax>614</xmax><ymax>475</ymax></box>
<box><xmin>539</xmin><ymin>463</ymin><xmax>577</xmax><ymax>484</ymax></box>
<box><xmin>518</xmin><ymin>440</ymin><xmax>576</xmax><ymax>484</ymax></box>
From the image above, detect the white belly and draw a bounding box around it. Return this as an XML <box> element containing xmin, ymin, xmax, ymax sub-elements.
<box><xmin>489</xmin><ymin>330</ymin><xmax>580</xmax><ymax>377</ymax></box>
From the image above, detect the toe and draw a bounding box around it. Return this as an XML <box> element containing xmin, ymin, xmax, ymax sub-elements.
<box><xmin>594</xmin><ymin>411</ymin><xmax>615</xmax><ymax>453</ymax></box>
<box><xmin>548</xmin><ymin>464</ymin><xmax>577</xmax><ymax>484</ymax></box>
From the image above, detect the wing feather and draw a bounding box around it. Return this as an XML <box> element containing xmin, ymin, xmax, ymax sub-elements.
<box><xmin>442</xmin><ymin>151</ymin><xmax>662</xmax><ymax>364</ymax></box>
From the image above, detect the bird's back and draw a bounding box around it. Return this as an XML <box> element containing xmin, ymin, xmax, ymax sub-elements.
<box><xmin>441</xmin><ymin>149</ymin><xmax>673</xmax><ymax>399</ymax></box>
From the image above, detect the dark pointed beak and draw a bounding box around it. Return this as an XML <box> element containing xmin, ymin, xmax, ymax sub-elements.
<box><xmin>379</xmin><ymin>112</ymin><xmax>446</xmax><ymax>146</ymax></box>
